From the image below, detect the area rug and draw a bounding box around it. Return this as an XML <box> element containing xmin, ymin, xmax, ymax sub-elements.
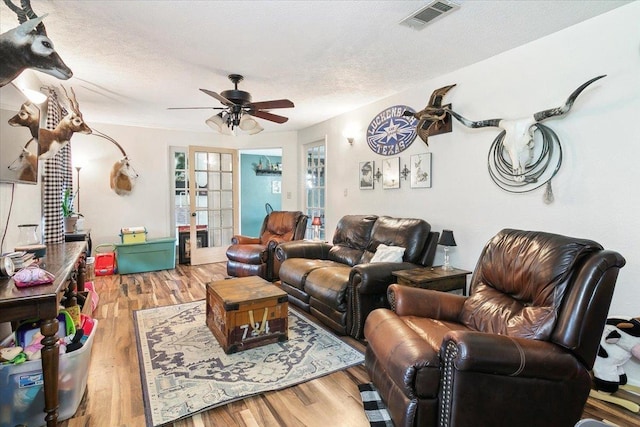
<box><xmin>358</xmin><ymin>383</ymin><xmax>394</xmax><ymax>426</ymax></box>
<box><xmin>133</xmin><ymin>300</ymin><xmax>364</xmax><ymax>427</ymax></box>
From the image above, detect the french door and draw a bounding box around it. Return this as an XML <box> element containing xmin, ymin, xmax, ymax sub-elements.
<box><xmin>188</xmin><ymin>146</ymin><xmax>238</xmax><ymax>265</ymax></box>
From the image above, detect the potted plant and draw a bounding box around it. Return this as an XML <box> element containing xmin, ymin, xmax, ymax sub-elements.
<box><xmin>62</xmin><ymin>188</ymin><xmax>79</xmax><ymax>233</ymax></box>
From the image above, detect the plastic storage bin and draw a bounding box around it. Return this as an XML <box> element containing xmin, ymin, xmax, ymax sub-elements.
<box><xmin>115</xmin><ymin>237</ymin><xmax>176</xmax><ymax>274</ymax></box>
<box><xmin>0</xmin><ymin>319</ymin><xmax>98</xmax><ymax>427</ymax></box>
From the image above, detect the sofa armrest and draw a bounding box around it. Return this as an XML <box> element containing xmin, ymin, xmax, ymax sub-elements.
<box><xmin>231</xmin><ymin>235</ymin><xmax>260</xmax><ymax>245</ymax></box>
<box><xmin>390</xmin><ymin>284</ymin><xmax>466</xmax><ymax>321</ymax></box>
<box><xmin>351</xmin><ymin>262</ymin><xmax>419</xmax><ymax>295</ymax></box>
<box><xmin>275</xmin><ymin>240</ymin><xmax>332</xmax><ymax>261</ymax></box>
<box><xmin>347</xmin><ymin>263</ymin><xmax>424</xmax><ymax>339</ymax></box>
<box><xmin>442</xmin><ymin>330</ymin><xmax>584</xmax><ymax>380</ymax></box>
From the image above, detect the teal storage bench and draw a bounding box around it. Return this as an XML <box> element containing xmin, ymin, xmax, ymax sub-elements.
<box><xmin>115</xmin><ymin>237</ymin><xmax>176</xmax><ymax>274</ymax></box>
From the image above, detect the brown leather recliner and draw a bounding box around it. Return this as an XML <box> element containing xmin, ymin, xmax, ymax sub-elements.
<box><xmin>364</xmin><ymin>228</ymin><xmax>626</xmax><ymax>427</ymax></box>
<box><xmin>226</xmin><ymin>211</ymin><xmax>308</xmax><ymax>281</ymax></box>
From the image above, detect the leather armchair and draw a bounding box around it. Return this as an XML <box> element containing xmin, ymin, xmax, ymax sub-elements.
<box><xmin>226</xmin><ymin>211</ymin><xmax>307</xmax><ymax>281</ymax></box>
<box><xmin>364</xmin><ymin>229</ymin><xmax>626</xmax><ymax>427</ymax></box>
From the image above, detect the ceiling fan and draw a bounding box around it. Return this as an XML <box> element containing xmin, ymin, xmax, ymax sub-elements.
<box><xmin>169</xmin><ymin>74</ymin><xmax>294</xmax><ymax>135</ymax></box>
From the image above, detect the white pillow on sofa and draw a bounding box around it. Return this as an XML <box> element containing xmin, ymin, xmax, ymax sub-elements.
<box><xmin>370</xmin><ymin>244</ymin><xmax>405</xmax><ymax>263</ymax></box>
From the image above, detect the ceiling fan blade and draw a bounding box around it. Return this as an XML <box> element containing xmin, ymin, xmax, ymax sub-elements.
<box><xmin>247</xmin><ymin>99</ymin><xmax>294</xmax><ymax>110</ymax></box>
<box><xmin>199</xmin><ymin>88</ymin><xmax>235</xmax><ymax>107</ymax></box>
<box><xmin>167</xmin><ymin>107</ymin><xmax>226</xmax><ymax>110</ymax></box>
<box><xmin>247</xmin><ymin>109</ymin><xmax>289</xmax><ymax>124</ymax></box>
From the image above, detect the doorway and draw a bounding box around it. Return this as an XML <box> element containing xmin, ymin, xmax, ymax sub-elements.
<box><xmin>187</xmin><ymin>145</ymin><xmax>238</xmax><ymax>265</ymax></box>
<box><xmin>238</xmin><ymin>148</ymin><xmax>282</xmax><ymax>236</ymax></box>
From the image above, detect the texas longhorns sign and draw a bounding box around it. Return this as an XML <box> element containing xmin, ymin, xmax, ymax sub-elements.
<box><xmin>446</xmin><ymin>75</ymin><xmax>605</xmax><ymax>202</ymax></box>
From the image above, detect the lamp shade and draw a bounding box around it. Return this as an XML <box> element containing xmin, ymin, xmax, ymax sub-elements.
<box><xmin>239</xmin><ymin>114</ymin><xmax>264</xmax><ymax>134</ymax></box>
<box><xmin>438</xmin><ymin>229</ymin><xmax>456</xmax><ymax>247</ymax></box>
<box><xmin>206</xmin><ymin>113</ymin><xmax>234</xmax><ymax>135</ymax></box>
<box><xmin>311</xmin><ymin>216</ymin><xmax>322</xmax><ymax>226</ymax></box>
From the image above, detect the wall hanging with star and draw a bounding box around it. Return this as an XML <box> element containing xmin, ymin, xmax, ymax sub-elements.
<box><xmin>366</xmin><ymin>105</ymin><xmax>418</xmax><ymax>156</ymax></box>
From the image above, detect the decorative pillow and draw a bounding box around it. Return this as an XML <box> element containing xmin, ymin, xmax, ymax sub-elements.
<box><xmin>370</xmin><ymin>244</ymin><xmax>405</xmax><ymax>263</ymax></box>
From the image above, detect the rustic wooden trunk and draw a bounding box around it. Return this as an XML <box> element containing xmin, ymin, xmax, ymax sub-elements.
<box><xmin>206</xmin><ymin>276</ymin><xmax>288</xmax><ymax>354</ymax></box>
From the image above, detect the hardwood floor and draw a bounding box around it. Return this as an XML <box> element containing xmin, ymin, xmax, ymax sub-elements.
<box><xmin>57</xmin><ymin>262</ymin><xmax>639</xmax><ymax>427</ymax></box>
<box><xmin>61</xmin><ymin>263</ymin><xmax>369</xmax><ymax>427</ymax></box>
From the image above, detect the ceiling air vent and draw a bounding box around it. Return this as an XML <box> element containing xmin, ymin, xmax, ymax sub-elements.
<box><xmin>399</xmin><ymin>1</ymin><xmax>460</xmax><ymax>30</ymax></box>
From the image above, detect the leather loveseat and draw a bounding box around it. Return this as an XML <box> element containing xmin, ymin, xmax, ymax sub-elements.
<box><xmin>275</xmin><ymin>214</ymin><xmax>439</xmax><ymax>338</ymax></box>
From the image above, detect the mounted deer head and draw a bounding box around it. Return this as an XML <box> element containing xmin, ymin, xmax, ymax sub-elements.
<box><xmin>8</xmin><ymin>100</ymin><xmax>40</xmax><ymax>139</ymax></box>
<box><xmin>110</xmin><ymin>156</ymin><xmax>139</xmax><ymax>196</ymax></box>
<box><xmin>38</xmin><ymin>85</ymin><xmax>91</xmax><ymax>159</ymax></box>
<box><xmin>0</xmin><ymin>0</ymin><xmax>72</xmax><ymax>87</ymax></box>
<box><xmin>8</xmin><ymin>147</ymin><xmax>37</xmax><ymax>182</ymax></box>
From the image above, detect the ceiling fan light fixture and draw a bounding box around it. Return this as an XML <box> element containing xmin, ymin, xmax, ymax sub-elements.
<box><xmin>206</xmin><ymin>113</ymin><xmax>234</xmax><ymax>136</ymax></box>
<box><xmin>239</xmin><ymin>114</ymin><xmax>263</xmax><ymax>134</ymax></box>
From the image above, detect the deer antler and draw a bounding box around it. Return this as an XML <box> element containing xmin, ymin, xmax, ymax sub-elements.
<box><xmin>3</xmin><ymin>0</ymin><xmax>27</xmax><ymax>23</ymax></box>
<box><xmin>60</xmin><ymin>85</ymin><xmax>81</xmax><ymax>114</ymax></box>
<box><xmin>90</xmin><ymin>128</ymin><xmax>128</xmax><ymax>157</ymax></box>
<box><xmin>3</xmin><ymin>0</ymin><xmax>46</xmax><ymax>34</ymax></box>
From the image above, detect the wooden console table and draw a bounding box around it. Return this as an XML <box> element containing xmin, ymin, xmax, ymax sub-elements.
<box><xmin>0</xmin><ymin>241</ymin><xmax>87</xmax><ymax>427</ymax></box>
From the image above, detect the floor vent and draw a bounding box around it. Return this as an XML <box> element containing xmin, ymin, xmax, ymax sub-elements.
<box><xmin>399</xmin><ymin>1</ymin><xmax>460</xmax><ymax>30</ymax></box>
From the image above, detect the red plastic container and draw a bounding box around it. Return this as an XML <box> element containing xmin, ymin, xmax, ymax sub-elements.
<box><xmin>94</xmin><ymin>244</ymin><xmax>116</xmax><ymax>276</ymax></box>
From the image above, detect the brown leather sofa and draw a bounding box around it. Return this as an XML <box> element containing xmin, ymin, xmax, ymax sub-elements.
<box><xmin>275</xmin><ymin>214</ymin><xmax>439</xmax><ymax>338</ymax></box>
<box><xmin>226</xmin><ymin>211</ymin><xmax>308</xmax><ymax>281</ymax></box>
<box><xmin>364</xmin><ymin>228</ymin><xmax>626</xmax><ymax>427</ymax></box>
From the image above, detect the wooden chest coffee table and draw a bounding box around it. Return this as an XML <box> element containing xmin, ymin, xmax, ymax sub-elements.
<box><xmin>206</xmin><ymin>276</ymin><xmax>288</xmax><ymax>354</ymax></box>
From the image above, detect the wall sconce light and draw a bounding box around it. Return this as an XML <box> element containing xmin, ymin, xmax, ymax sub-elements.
<box><xmin>346</xmin><ymin>137</ymin><xmax>354</xmax><ymax>145</ymax></box>
<box><xmin>438</xmin><ymin>229</ymin><xmax>457</xmax><ymax>271</ymax></box>
<box><xmin>311</xmin><ymin>216</ymin><xmax>322</xmax><ymax>241</ymax></box>
<box><xmin>374</xmin><ymin>168</ymin><xmax>383</xmax><ymax>182</ymax></box>
<box><xmin>401</xmin><ymin>164</ymin><xmax>410</xmax><ymax>180</ymax></box>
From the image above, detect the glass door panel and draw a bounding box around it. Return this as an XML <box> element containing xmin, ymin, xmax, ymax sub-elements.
<box><xmin>305</xmin><ymin>142</ymin><xmax>326</xmax><ymax>240</ymax></box>
<box><xmin>188</xmin><ymin>146</ymin><xmax>238</xmax><ymax>265</ymax></box>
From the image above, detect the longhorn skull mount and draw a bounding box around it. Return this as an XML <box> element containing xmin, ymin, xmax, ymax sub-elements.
<box><xmin>445</xmin><ymin>75</ymin><xmax>605</xmax><ymax>201</ymax></box>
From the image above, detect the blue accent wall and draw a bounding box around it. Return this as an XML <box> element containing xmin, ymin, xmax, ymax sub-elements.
<box><xmin>240</xmin><ymin>154</ymin><xmax>282</xmax><ymax>236</ymax></box>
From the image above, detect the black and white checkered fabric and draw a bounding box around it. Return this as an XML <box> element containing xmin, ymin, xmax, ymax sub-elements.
<box><xmin>358</xmin><ymin>383</ymin><xmax>395</xmax><ymax>427</ymax></box>
<box><xmin>42</xmin><ymin>88</ymin><xmax>72</xmax><ymax>244</ymax></box>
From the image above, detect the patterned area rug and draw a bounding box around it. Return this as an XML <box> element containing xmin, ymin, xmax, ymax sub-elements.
<box><xmin>358</xmin><ymin>383</ymin><xmax>394</xmax><ymax>426</ymax></box>
<box><xmin>133</xmin><ymin>300</ymin><xmax>364</xmax><ymax>427</ymax></box>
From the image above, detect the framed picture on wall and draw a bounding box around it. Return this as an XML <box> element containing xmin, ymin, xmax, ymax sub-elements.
<box><xmin>272</xmin><ymin>180</ymin><xmax>281</xmax><ymax>194</ymax></box>
<box><xmin>382</xmin><ymin>157</ymin><xmax>400</xmax><ymax>189</ymax></box>
<box><xmin>359</xmin><ymin>161</ymin><xmax>374</xmax><ymax>190</ymax></box>
<box><xmin>410</xmin><ymin>153</ymin><xmax>432</xmax><ymax>188</ymax></box>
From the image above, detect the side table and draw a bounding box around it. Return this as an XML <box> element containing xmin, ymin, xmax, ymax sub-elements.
<box><xmin>392</xmin><ymin>266</ymin><xmax>472</xmax><ymax>295</ymax></box>
<box><xmin>65</xmin><ymin>228</ymin><xmax>92</xmax><ymax>256</ymax></box>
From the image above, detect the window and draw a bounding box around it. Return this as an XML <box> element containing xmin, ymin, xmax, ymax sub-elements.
<box><xmin>171</xmin><ymin>147</ymin><xmax>189</xmax><ymax>236</ymax></box>
<box><xmin>305</xmin><ymin>141</ymin><xmax>325</xmax><ymax>240</ymax></box>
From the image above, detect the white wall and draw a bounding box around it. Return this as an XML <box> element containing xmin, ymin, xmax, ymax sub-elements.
<box><xmin>299</xmin><ymin>3</ymin><xmax>640</xmax><ymax>383</ymax></box>
<box><xmin>67</xmin><ymin>125</ymin><xmax>299</xmax><ymax>248</ymax></box>
<box><xmin>0</xmin><ymin>125</ymin><xmax>298</xmax><ymax>252</ymax></box>
<box><xmin>0</xmin><ymin>182</ymin><xmax>42</xmax><ymax>253</ymax></box>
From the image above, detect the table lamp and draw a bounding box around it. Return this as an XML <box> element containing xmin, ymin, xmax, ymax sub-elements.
<box><xmin>438</xmin><ymin>229</ymin><xmax>456</xmax><ymax>271</ymax></box>
<box><xmin>311</xmin><ymin>216</ymin><xmax>322</xmax><ymax>241</ymax></box>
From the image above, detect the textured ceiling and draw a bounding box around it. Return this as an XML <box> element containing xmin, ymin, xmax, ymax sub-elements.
<box><xmin>0</xmin><ymin>0</ymin><xmax>630</xmax><ymax>133</ymax></box>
